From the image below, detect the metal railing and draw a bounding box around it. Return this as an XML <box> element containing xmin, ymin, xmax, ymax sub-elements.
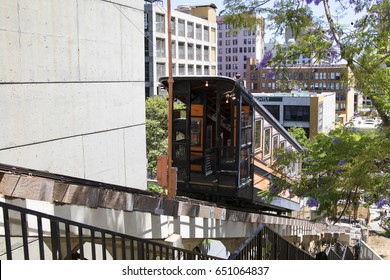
<box><xmin>228</xmin><ymin>224</ymin><xmax>314</xmax><ymax>260</ymax></box>
<box><xmin>0</xmin><ymin>201</ymin><xmax>222</xmax><ymax>260</ymax></box>
<box><xmin>325</xmin><ymin>243</ymin><xmax>354</xmax><ymax>260</ymax></box>
<box><xmin>359</xmin><ymin>240</ymin><xmax>383</xmax><ymax>260</ymax></box>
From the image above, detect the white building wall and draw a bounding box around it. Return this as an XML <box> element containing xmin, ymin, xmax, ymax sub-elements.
<box><xmin>145</xmin><ymin>3</ymin><xmax>218</xmax><ymax>96</ymax></box>
<box><xmin>0</xmin><ymin>0</ymin><xmax>147</xmax><ymax>189</ymax></box>
<box><xmin>322</xmin><ymin>92</ymin><xmax>336</xmax><ymax>133</ymax></box>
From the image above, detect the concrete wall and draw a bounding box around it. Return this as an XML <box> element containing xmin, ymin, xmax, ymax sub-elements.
<box><xmin>0</xmin><ymin>0</ymin><xmax>147</xmax><ymax>189</ymax></box>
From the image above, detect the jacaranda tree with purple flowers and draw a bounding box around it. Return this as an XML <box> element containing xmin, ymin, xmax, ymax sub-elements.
<box><xmin>221</xmin><ymin>0</ymin><xmax>390</xmax><ymax>127</ymax></box>
<box><xmin>269</xmin><ymin>124</ymin><xmax>389</xmax><ymax>223</ymax></box>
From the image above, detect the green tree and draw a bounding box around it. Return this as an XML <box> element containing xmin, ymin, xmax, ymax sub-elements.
<box><xmin>270</xmin><ymin>125</ymin><xmax>390</xmax><ymax>223</ymax></box>
<box><xmin>145</xmin><ymin>96</ymin><xmax>169</xmax><ymax>174</ymax></box>
<box><xmin>145</xmin><ymin>96</ymin><xmax>184</xmax><ymax>174</ymax></box>
<box><xmin>287</xmin><ymin>127</ymin><xmax>309</xmax><ymax>147</ymax></box>
<box><xmin>221</xmin><ymin>0</ymin><xmax>390</xmax><ymax>127</ymax></box>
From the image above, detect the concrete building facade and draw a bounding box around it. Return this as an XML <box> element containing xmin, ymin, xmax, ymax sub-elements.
<box><xmin>252</xmin><ymin>91</ymin><xmax>336</xmax><ymax>138</ymax></box>
<box><xmin>216</xmin><ymin>15</ymin><xmax>264</xmax><ymax>80</ymax></box>
<box><xmin>0</xmin><ymin>0</ymin><xmax>147</xmax><ymax>189</ymax></box>
<box><xmin>144</xmin><ymin>3</ymin><xmax>218</xmax><ymax>97</ymax></box>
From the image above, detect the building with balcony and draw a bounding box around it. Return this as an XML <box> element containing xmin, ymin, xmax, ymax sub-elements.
<box><xmin>144</xmin><ymin>2</ymin><xmax>218</xmax><ymax>97</ymax></box>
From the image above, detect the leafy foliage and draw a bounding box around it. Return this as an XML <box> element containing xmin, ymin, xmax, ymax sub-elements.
<box><xmin>145</xmin><ymin>96</ymin><xmax>185</xmax><ymax>173</ymax></box>
<box><xmin>270</xmin><ymin>125</ymin><xmax>390</xmax><ymax>222</ymax></box>
<box><xmin>145</xmin><ymin>96</ymin><xmax>169</xmax><ymax>173</ymax></box>
<box><xmin>221</xmin><ymin>0</ymin><xmax>390</xmax><ymax>127</ymax></box>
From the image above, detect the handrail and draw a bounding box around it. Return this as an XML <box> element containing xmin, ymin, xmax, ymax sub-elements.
<box><xmin>228</xmin><ymin>223</ymin><xmax>314</xmax><ymax>260</ymax></box>
<box><xmin>0</xmin><ymin>201</ymin><xmax>222</xmax><ymax>260</ymax></box>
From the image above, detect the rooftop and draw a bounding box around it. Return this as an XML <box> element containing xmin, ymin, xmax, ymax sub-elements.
<box><xmin>252</xmin><ymin>91</ymin><xmax>336</xmax><ymax>98</ymax></box>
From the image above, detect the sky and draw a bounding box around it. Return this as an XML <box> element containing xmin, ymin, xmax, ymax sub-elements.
<box><xmin>168</xmin><ymin>0</ymin><xmax>357</xmax><ymax>43</ymax></box>
<box><xmin>171</xmin><ymin>0</ymin><xmax>225</xmax><ymax>12</ymax></box>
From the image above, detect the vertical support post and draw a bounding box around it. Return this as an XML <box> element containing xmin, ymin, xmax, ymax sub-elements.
<box><xmin>167</xmin><ymin>0</ymin><xmax>176</xmax><ymax>199</ymax></box>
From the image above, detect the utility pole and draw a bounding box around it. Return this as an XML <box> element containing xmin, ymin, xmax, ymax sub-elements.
<box><xmin>166</xmin><ymin>0</ymin><xmax>176</xmax><ymax>199</ymax></box>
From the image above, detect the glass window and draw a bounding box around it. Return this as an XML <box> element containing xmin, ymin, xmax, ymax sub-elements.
<box><xmin>171</xmin><ymin>40</ymin><xmax>176</xmax><ymax>59</ymax></box>
<box><xmin>283</xmin><ymin>106</ymin><xmax>310</xmax><ymax>122</ymax></box>
<box><xmin>188</xmin><ymin>43</ymin><xmax>194</xmax><ymax>60</ymax></box>
<box><xmin>264</xmin><ymin>128</ymin><xmax>271</xmax><ymax>157</ymax></box>
<box><xmin>272</xmin><ymin>135</ymin><xmax>279</xmax><ymax>161</ymax></box>
<box><xmin>178</xmin><ymin>42</ymin><xmax>185</xmax><ymax>59</ymax></box>
<box><xmin>196</xmin><ymin>45</ymin><xmax>202</xmax><ymax>60</ymax></box>
<box><xmin>156</xmin><ymin>63</ymin><xmax>165</xmax><ymax>80</ymax></box>
<box><xmin>196</xmin><ymin>24</ymin><xmax>202</xmax><ymax>40</ymax></box>
<box><xmin>187</xmin><ymin>22</ymin><xmax>194</xmax><ymax>38</ymax></box>
<box><xmin>179</xmin><ymin>64</ymin><xmax>185</xmax><ymax>75</ymax></box>
<box><xmin>196</xmin><ymin>65</ymin><xmax>202</xmax><ymax>75</ymax></box>
<box><xmin>156</xmin><ymin>13</ymin><xmax>165</xmax><ymax>33</ymax></box>
<box><xmin>254</xmin><ymin>119</ymin><xmax>262</xmax><ymax>150</ymax></box>
<box><xmin>178</xmin><ymin>19</ymin><xmax>185</xmax><ymax>36</ymax></box>
<box><xmin>204</xmin><ymin>46</ymin><xmax>209</xmax><ymax>61</ymax></box>
<box><xmin>170</xmin><ymin>17</ymin><xmax>176</xmax><ymax>35</ymax></box>
<box><xmin>188</xmin><ymin>65</ymin><xmax>194</xmax><ymax>75</ymax></box>
<box><xmin>156</xmin><ymin>38</ymin><xmax>165</xmax><ymax>57</ymax></box>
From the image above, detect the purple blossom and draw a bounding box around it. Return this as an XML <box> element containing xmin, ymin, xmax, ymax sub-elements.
<box><xmin>377</xmin><ymin>199</ymin><xmax>388</xmax><ymax>208</ymax></box>
<box><xmin>257</xmin><ymin>51</ymin><xmax>273</xmax><ymax>69</ymax></box>
<box><xmin>306</xmin><ymin>197</ymin><xmax>319</xmax><ymax>207</ymax></box>
<box><xmin>314</xmin><ymin>0</ymin><xmax>322</xmax><ymax>5</ymax></box>
<box><xmin>327</xmin><ymin>48</ymin><xmax>340</xmax><ymax>63</ymax></box>
<box><xmin>293</xmin><ymin>85</ymin><xmax>301</xmax><ymax>92</ymax></box>
<box><xmin>338</xmin><ymin>160</ymin><xmax>347</xmax><ymax>166</ymax></box>
<box><xmin>269</xmin><ymin>185</ymin><xmax>279</xmax><ymax>194</ymax></box>
<box><xmin>335</xmin><ymin>160</ymin><xmax>347</xmax><ymax>173</ymax></box>
<box><xmin>266</xmin><ymin>70</ymin><xmax>275</xmax><ymax>79</ymax></box>
<box><xmin>332</xmin><ymin>137</ymin><xmax>341</xmax><ymax>145</ymax></box>
<box><xmin>347</xmin><ymin>87</ymin><xmax>351</xmax><ymax>92</ymax></box>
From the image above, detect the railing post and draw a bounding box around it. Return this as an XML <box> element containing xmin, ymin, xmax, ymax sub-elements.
<box><xmin>3</xmin><ymin>207</ymin><xmax>13</xmax><ymax>260</ymax></box>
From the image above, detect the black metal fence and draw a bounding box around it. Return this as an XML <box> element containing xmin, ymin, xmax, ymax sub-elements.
<box><xmin>325</xmin><ymin>243</ymin><xmax>355</xmax><ymax>260</ymax></box>
<box><xmin>228</xmin><ymin>224</ymin><xmax>314</xmax><ymax>260</ymax></box>
<box><xmin>0</xmin><ymin>201</ymin><xmax>222</xmax><ymax>260</ymax></box>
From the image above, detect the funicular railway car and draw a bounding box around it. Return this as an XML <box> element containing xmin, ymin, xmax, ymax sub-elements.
<box><xmin>159</xmin><ymin>76</ymin><xmax>302</xmax><ymax>213</ymax></box>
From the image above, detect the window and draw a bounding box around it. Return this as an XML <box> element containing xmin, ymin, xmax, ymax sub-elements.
<box><xmin>156</xmin><ymin>13</ymin><xmax>165</xmax><ymax>33</ymax></box>
<box><xmin>171</xmin><ymin>17</ymin><xmax>176</xmax><ymax>35</ymax></box>
<box><xmin>283</xmin><ymin>106</ymin><xmax>310</xmax><ymax>122</ymax></box>
<box><xmin>188</xmin><ymin>65</ymin><xmax>194</xmax><ymax>75</ymax></box>
<box><xmin>171</xmin><ymin>41</ymin><xmax>176</xmax><ymax>59</ymax></box>
<box><xmin>179</xmin><ymin>64</ymin><xmax>185</xmax><ymax>75</ymax></box>
<box><xmin>187</xmin><ymin>22</ymin><xmax>194</xmax><ymax>38</ymax></box>
<box><xmin>204</xmin><ymin>26</ymin><xmax>209</xmax><ymax>41</ymax></box>
<box><xmin>272</xmin><ymin>135</ymin><xmax>279</xmax><ymax>161</ymax></box>
<box><xmin>188</xmin><ymin>44</ymin><xmax>194</xmax><ymax>60</ymax></box>
<box><xmin>264</xmin><ymin>128</ymin><xmax>271</xmax><ymax>157</ymax></box>
<box><xmin>254</xmin><ymin>120</ymin><xmax>262</xmax><ymax>150</ymax></box>
<box><xmin>264</xmin><ymin>105</ymin><xmax>280</xmax><ymax>121</ymax></box>
<box><xmin>144</xmin><ymin>37</ymin><xmax>149</xmax><ymax>56</ymax></box>
<box><xmin>156</xmin><ymin>63</ymin><xmax>165</xmax><ymax>80</ymax></box>
<box><xmin>178</xmin><ymin>42</ymin><xmax>185</xmax><ymax>59</ymax></box>
<box><xmin>196</xmin><ymin>65</ymin><xmax>202</xmax><ymax>75</ymax></box>
<box><xmin>178</xmin><ymin>19</ymin><xmax>185</xmax><ymax>36</ymax></box>
<box><xmin>195</xmin><ymin>24</ymin><xmax>202</xmax><ymax>40</ymax></box>
<box><xmin>196</xmin><ymin>45</ymin><xmax>202</xmax><ymax>60</ymax></box>
<box><xmin>211</xmin><ymin>28</ymin><xmax>216</xmax><ymax>43</ymax></box>
<box><xmin>156</xmin><ymin>38</ymin><xmax>165</xmax><ymax>57</ymax></box>
<box><xmin>204</xmin><ymin>46</ymin><xmax>209</xmax><ymax>61</ymax></box>
<box><xmin>204</xmin><ymin>66</ymin><xmax>210</xmax><ymax>75</ymax></box>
